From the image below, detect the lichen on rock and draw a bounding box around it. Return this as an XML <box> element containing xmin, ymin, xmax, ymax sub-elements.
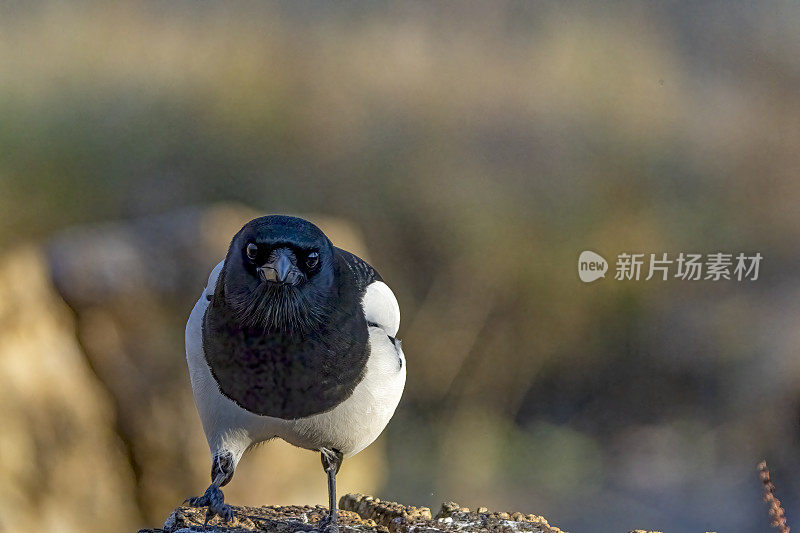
<box><xmin>140</xmin><ymin>493</ymin><xmax>565</xmax><ymax>533</ymax></box>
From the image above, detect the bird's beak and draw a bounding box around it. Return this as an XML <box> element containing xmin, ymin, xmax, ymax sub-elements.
<box><xmin>257</xmin><ymin>248</ymin><xmax>295</xmax><ymax>284</ymax></box>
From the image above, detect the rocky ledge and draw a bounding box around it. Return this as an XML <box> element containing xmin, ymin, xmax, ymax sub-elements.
<box><xmin>138</xmin><ymin>493</ymin><xmax>566</xmax><ymax>533</ymax></box>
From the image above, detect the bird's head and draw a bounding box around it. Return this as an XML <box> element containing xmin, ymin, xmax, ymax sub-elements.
<box><xmin>220</xmin><ymin>215</ymin><xmax>336</xmax><ymax>334</ymax></box>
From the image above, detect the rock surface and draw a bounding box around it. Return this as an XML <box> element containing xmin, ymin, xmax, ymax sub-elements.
<box><xmin>0</xmin><ymin>246</ymin><xmax>139</xmax><ymax>532</ymax></box>
<box><xmin>138</xmin><ymin>493</ymin><xmax>566</xmax><ymax>533</ymax></box>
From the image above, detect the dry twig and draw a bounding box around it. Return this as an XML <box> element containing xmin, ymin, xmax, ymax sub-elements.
<box><xmin>759</xmin><ymin>460</ymin><xmax>790</xmax><ymax>533</ymax></box>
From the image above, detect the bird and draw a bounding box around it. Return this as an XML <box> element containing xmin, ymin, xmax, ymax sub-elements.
<box><xmin>184</xmin><ymin>215</ymin><xmax>406</xmax><ymax>532</ymax></box>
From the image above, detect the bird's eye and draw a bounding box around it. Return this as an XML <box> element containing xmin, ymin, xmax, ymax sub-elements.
<box><xmin>306</xmin><ymin>251</ymin><xmax>320</xmax><ymax>269</ymax></box>
<box><xmin>246</xmin><ymin>243</ymin><xmax>258</xmax><ymax>261</ymax></box>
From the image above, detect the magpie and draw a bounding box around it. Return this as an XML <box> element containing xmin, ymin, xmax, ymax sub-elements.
<box><xmin>184</xmin><ymin>215</ymin><xmax>406</xmax><ymax>532</ymax></box>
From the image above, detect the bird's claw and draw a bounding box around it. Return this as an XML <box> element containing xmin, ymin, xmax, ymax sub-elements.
<box><xmin>184</xmin><ymin>485</ymin><xmax>234</xmax><ymax>525</ymax></box>
<box><xmin>317</xmin><ymin>512</ymin><xmax>339</xmax><ymax>533</ymax></box>
<box><xmin>205</xmin><ymin>504</ymin><xmax>234</xmax><ymax>526</ymax></box>
<box><xmin>319</xmin><ymin>523</ymin><xmax>339</xmax><ymax>533</ymax></box>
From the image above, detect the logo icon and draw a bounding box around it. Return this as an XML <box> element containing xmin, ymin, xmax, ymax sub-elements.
<box><xmin>578</xmin><ymin>251</ymin><xmax>608</xmax><ymax>283</ymax></box>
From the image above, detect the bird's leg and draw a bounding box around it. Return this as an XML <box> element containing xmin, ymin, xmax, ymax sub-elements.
<box><xmin>185</xmin><ymin>451</ymin><xmax>235</xmax><ymax>527</ymax></box>
<box><xmin>318</xmin><ymin>447</ymin><xmax>343</xmax><ymax>533</ymax></box>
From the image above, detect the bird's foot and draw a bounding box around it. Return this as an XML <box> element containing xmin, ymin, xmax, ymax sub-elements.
<box><xmin>184</xmin><ymin>484</ymin><xmax>234</xmax><ymax>525</ymax></box>
<box><xmin>316</xmin><ymin>512</ymin><xmax>339</xmax><ymax>533</ymax></box>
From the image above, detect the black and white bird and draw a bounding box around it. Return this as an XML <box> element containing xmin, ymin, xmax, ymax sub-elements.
<box><xmin>185</xmin><ymin>215</ymin><xmax>406</xmax><ymax>531</ymax></box>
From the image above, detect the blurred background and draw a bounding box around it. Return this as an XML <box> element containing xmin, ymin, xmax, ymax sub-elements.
<box><xmin>1</xmin><ymin>2</ymin><xmax>799</xmax><ymax>532</ymax></box>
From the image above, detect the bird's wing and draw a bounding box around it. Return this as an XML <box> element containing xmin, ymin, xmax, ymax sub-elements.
<box><xmin>335</xmin><ymin>248</ymin><xmax>400</xmax><ymax>337</ymax></box>
<box><xmin>362</xmin><ymin>281</ymin><xmax>400</xmax><ymax>337</ymax></box>
<box><xmin>204</xmin><ymin>260</ymin><xmax>225</xmax><ymax>301</ymax></box>
<box><xmin>334</xmin><ymin>247</ymin><xmax>382</xmax><ymax>288</ymax></box>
